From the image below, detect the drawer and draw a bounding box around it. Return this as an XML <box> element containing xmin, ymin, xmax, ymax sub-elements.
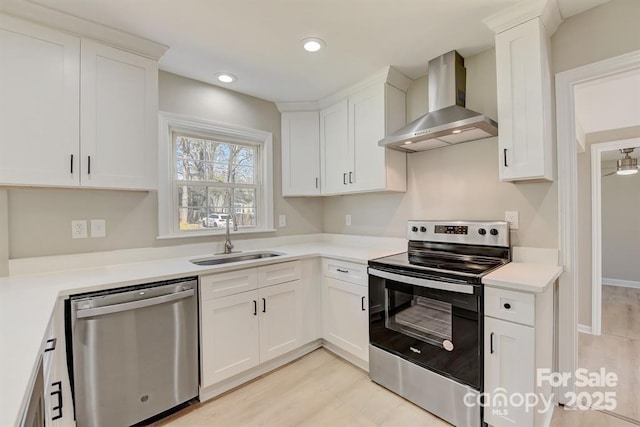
<box><xmin>258</xmin><ymin>261</ymin><xmax>301</xmax><ymax>287</ymax></box>
<box><xmin>200</xmin><ymin>268</ymin><xmax>258</xmax><ymax>300</ymax></box>
<box><xmin>485</xmin><ymin>286</ymin><xmax>535</xmax><ymax>326</ymax></box>
<box><xmin>322</xmin><ymin>258</ymin><xmax>367</xmax><ymax>286</ymax></box>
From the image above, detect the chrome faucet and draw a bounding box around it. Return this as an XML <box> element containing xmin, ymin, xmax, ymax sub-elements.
<box><xmin>223</xmin><ymin>193</ymin><xmax>238</xmax><ymax>254</ymax></box>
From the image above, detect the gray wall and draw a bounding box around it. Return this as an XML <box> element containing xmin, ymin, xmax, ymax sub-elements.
<box><xmin>552</xmin><ymin>0</ymin><xmax>640</xmax><ymax>327</ymax></box>
<box><xmin>322</xmin><ymin>48</ymin><xmax>559</xmax><ymax>248</ymax></box>
<box><xmin>5</xmin><ymin>72</ymin><xmax>323</xmax><ymax>259</ymax></box>
<box><xmin>602</xmin><ymin>160</ymin><xmax>640</xmax><ymax>283</ymax></box>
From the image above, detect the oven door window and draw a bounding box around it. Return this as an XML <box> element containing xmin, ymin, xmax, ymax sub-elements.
<box><xmin>386</xmin><ymin>292</ymin><xmax>452</xmax><ymax>348</ymax></box>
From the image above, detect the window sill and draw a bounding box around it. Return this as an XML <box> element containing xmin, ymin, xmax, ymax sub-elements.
<box><xmin>157</xmin><ymin>228</ymin><xmax>277</xmax><ymax>240</ymax></box>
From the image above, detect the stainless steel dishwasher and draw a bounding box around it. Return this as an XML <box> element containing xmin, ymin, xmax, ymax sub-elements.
<box><xmin>69</xmin><ymin>277</ymin><xmax>198</xmax><ymax>427</ymax></box>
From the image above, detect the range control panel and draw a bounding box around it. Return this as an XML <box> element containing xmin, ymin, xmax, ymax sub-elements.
<box><xmin>407</xmin><ymin>220</ymin><xmax>509</xmax><ymax>247</ymax></box>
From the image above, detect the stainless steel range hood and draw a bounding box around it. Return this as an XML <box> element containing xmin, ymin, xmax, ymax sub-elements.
<box><xmin>379</xmin><ymin>51</ymin><xmax>498</xmax><ymax>153</ymax></box>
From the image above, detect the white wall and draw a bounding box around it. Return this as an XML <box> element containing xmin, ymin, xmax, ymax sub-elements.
<box><xmin>602</xmin><ymin>159</ymin><xmax>640</xmax><ymax>283</ymax></box>
<box><xmin>322</xmin><ymin>48</ymin><xmax>559</xmax><ymax>248</ymax></box>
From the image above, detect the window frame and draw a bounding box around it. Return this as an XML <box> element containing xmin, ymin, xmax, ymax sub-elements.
<box><xmin>158</xmin><ymin>111</ymin><xmax>274</xmax><ymax>239</ymax></box>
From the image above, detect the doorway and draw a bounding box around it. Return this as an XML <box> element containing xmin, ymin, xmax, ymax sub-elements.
<box><xmin>557</xmin><ymin>51</ymin><xmax>640</xmax><ymax>421</ymax></box>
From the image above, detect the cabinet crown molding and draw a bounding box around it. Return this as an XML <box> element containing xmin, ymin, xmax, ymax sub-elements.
<box><xmin>276</xmin><ymin>101</ymin><xmax>321</xmax><ymax>113</ymax></box>
<box><xmin>0</xmin><ymin>2</ymin><xmax>168</xmax><ymax>60</ymax></box>
<box><xmin>483</xmin><ymin>0</ymin><xmax>562</xmax><ymax>36</ymax></box>
<box><xmin>318</xmin><ymin>66</ymin><xmax>411</xmax><ymax>109</ymax></box>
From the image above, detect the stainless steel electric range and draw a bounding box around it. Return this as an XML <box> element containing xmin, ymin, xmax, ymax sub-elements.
<box><xmin>368</xmin><ymin>220</ymin><xmax>510</xmax><ymax>427</ymax></box>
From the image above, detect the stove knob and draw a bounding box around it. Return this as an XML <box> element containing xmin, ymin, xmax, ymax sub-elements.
<box><xmin>420</xmin><ymin>226</ymin><xmax>427</xmax><ymax>232</ymax></box>
<box><xmin>490</xmin><ymin>228</ymin><xmax>499</xmax><ymax>236</ymax></box>
<box><xmin>478</xmin><ymin>228</ymin><xmax>486</xmax><ymax>236</ymax></box>
<box><xmin>411</xmin><ymin>226</ymin><xmax>418</xmax><ymax>232</ymax></box>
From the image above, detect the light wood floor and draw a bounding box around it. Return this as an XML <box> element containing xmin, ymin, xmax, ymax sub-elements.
<box><xmin>577</xmin><ymin>286</ymin><xmax>640</xmax><ymax>423</ymax></box>
<box><xmin>157</xmin><ymin>348</ymin><xmax>634</xmax><ymax>427</ymax></box>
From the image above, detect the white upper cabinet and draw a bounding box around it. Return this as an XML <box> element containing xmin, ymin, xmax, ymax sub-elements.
<box><xmin>281</xmin><ymin>111</ymin><xmax>320</xmax><ymax>196</ymax></box>
<box><xmin>320</xmin><ymin>76</ymin><xmax>408</xmax><ymax>196</ymax></box>
<box><xmin>280</xmin><ymin>66</ymin><xmax>409</xmax><ymax>197</ymax></box>
<box><xmin>0</xmin><ymin>15</ymin><xmax>160</xmax><ymax>190</ymax></box>
<box><xmin>320</xmin><ymin>99</ymin><xmax>350</xmax><ymax>194</ymax></box>
<box><xmin>490</xmin><ymin>4</ymin><xmax>557</xmax><ymax>182</ymax></box>
<box><xmin>0</xmin><ymin>15</ymin><xmax>80</xmax><ymax>187</ymax></box>
<box><xmin>80</xmin><ymin>40</ymin><xmax>158</xmax><ymax>190</ymax></box>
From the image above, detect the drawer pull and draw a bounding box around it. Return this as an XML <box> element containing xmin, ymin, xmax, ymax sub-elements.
<box><xmin>253</xmin><ymin>300</ymin><xmax>257</xmax><ymax>316</ymax></box>
<box><xmin>336</xmin><ymin>268</ymin><xmax>349</xmax><ymax>274</ymax></box>
<box><xmin>490</xmin><ymin>332</ymin><xmax>494</xmax><ymax>354</ymax></box>
<box><xmin>503</xmin><ymin>303</ymin><xmax>512</xmax><ymax>310</ymax></box>
<box><xmin>361</xmin><ymin>296</ymin><xmax>366</xmax><ymax>311</ymax></box>
<box><xmin>44</xmin><ymin>338</ymin><xmax>57</xmax><ymax>353</ymax></box>
<box><xmin>262</xmin><ymin>298</ymin><xmax>266</xmax><ymax>313</ymax></box>
<box><xmin>51</xmin><ymin>381</ymin><xmax>63</xmax><ymax>420</ymax></box>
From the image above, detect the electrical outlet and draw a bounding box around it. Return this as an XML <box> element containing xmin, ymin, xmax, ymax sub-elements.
<box><xmin>91</xmin><ymin>219</ymin><xmax>106</xmax><ymax>238</ymax></box>
<box><xmin>278</xmin><ymin>214</ymin><xmax>286</xmax><ymax>227</ymax></box>
<box><xmin>505</xmin><ymin>211</ymin><xmax>519</xmax><ymax>230</ymax></box>
<box><xmin>345</xmin><ymin>214</ymin><xmax>352</xmax><ymax>226</ymax></box>
<box><xmin>71</xmin><ymin>220</ymin><xmax>88</xmax><ymax>239</ymax></box>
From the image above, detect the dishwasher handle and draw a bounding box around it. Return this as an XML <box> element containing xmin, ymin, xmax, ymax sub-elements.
<box><xmin>76</xmin><ymin>288</ymin><xmax>195</xmax><ymax>319</ymax></box>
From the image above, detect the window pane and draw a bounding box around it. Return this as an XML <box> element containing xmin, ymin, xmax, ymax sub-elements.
<box><xmin>177</xmin><ymin>185</ymin><xmax>207</xmax><ymax>230</ymax></box>
<box><xmin>233</xmin><ymin>188</ymin><xmax>257</xmax><ymax>227</ymax></box>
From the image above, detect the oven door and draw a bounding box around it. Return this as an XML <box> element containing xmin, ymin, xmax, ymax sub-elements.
<box><xmin>368</xmin><ymin>267</ymin><xmax>482</xmax><ymax>390</ymax></box>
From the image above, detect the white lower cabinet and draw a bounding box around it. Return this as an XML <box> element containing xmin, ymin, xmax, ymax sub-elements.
<box><xmin>484</xmin><ymin>317</ymin><xmax>535</xmax><ymax>427</ymax></box>
<box><xmin>201</xmin><ymin>291</ymin><xmax>260</xmax><ymax>386</ymax></box>
<box><xmin>200</xmin><ymin>261</ymin><xmax>318</xmax><ymax>389</ymax></box>
<box><xmin>321</xmin><ymin>259</ymin><xmax>369</xmax><ymax>365</ymax></box>
<box><xmin>483</xmin><ymin>284</ymin><xmax>554</xmax><ymax>427</ymax></box>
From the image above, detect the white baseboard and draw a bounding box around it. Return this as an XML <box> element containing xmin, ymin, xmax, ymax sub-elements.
<box><xmin>578</xmin><ymin>324</ymin><xmax>592</xmax><ymax>334</ymax></box>
<box><xmin>602</xmin><ymin>278</ymin><xmax>640</xmax><ymax>289</ymax></box>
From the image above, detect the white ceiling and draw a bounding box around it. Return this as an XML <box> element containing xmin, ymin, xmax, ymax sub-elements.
<box><xmin>19</xmin><ymin>0</ymin><xmax>609</xmax><ymax>103</ymax></box>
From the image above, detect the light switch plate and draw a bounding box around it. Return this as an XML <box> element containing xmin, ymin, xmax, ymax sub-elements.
<box><xmin>91</xmin><ymin>219</ymin><xmax>106</xmax><ymax>238</ymax></box>
<box><xmin>71</xmin><ymin>220</ymin><xmax>88</xmax><ymax>239</ymax></box>
<box><xmin>345</xmin><ymin>214</ymin><xmax>352</xmax><ymax>226</ymax></box>
<box><xmin>278</xmin><ymin>214</ymin><xmax>286</xmax><ymax>227</ymax></box>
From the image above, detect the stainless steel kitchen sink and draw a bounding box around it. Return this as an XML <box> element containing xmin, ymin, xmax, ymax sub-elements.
<box><xmin>190</xmin><ymin>251</ymin><xmax>283</xmax><ymax>266</ymax></box>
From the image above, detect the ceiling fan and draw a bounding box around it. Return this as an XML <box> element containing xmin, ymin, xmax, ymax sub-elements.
<box><xmin>603</xmin><ymin>148</ymin><xmax>639</xmax><ymax>176</ymax></box>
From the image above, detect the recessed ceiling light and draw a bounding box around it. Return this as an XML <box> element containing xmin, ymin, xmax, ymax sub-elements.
<box><xmin>451</xmin><ymin>130</ymin><xmax>462</xmax><ymax>134</ymax></box>
<box><xmin>404</xmin><ymin>141</ymin><xmax>413</xmax><ymax>145</ymax></box>
<box><xmin>302</xmin><ymin>37</ymin><xmax>325</xmax><ymax>53</ymax></box>
<box><xmin>215</xmin><ymin>73</ymin><xmax>237</xmax><ymax>83</ymax></box>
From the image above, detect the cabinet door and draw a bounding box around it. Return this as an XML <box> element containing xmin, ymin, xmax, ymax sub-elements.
<box><xmin>0</xmin><ymin>16</ymin><xmax>80</xmax><ymax>187</ymax></box>
<box><xmin>281</xmin><ymin>112</ymin><xmax>320</xmax><ymax>196</ymax></box>
<box><xmin>349</xmin><ymin>84</ymin><xmax>386</xmax><ymax>192</ymax></box>
<box><xmin>484</xmin><ymin>316</ymin><xmax>535</xmax><ymax>427</ymax></box>
<box><xmin>320</xmin><ymin>99</ymin><xmax>350</xmax><ymax>194</ymax></box>
<box><xmin>495</xmin><ymin>18</ymin><xmax>552</xmax><ymax>181</ymax></box>
<box><xmin>201</xmin><ymin>291</ymin><xmax>259</xmax><ymax>386</ymax></box>
<box><xmin>322</xmin><ymin>277</ymin><xmax>368</xmax><ymax>362</ymax></box>
<box><xmin>259</xmin><ymin>281</ymin><xmax>299</xmax><ymax>362</ymax></box>
<box><xmin>80</xmin><ymin>39</ymin><xmax>158</xmax><ymax>189</ymax></box>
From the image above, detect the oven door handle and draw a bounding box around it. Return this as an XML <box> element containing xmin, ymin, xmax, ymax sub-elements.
<box><xmin>368</xmin><ymin>268</ymin><xmax>474</xmax><ymax>295</ymax></box>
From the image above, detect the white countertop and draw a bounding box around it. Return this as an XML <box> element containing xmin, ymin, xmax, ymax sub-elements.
<box><xmin>0</xmin><ymin>239</ymin><xmax>402</xmax><ymax>427</ymax></box>
<box><xmin>482</xmin><ymin>262</ymin><xmax>563</xmax><ymax>293</ymax></box>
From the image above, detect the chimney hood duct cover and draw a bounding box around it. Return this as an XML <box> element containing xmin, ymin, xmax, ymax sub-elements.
<box><xmin>379</xmin><ymin>51</ymin><xmax>498</xmax><ymax>152</ymax></box>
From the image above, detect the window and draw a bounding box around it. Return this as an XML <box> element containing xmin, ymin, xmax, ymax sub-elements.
<box><xmin>158</xmin><ymin>112</ymin><xmax>273</xmax><ymax>238</ymax></box>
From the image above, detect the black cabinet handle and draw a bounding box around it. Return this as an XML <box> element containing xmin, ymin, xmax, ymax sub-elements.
<box><xmin>503</xmin><ymin>303</ymin><xmax>512</xmax><ymax>310</ymax></box>
<box><xmin>70</xmin><ymin>155</ymin><xmax>74</xmax><ymax>174</ymax></box>
<box><xmin>253</xmin><ymin>300</ymin><xmax>257</xmax><ymax>316</ymax></box>
<box><xmin>361</xmin><ymin>296</ymin><xmax>366</xmax><ymax>311</ymax></box>
<box><xmin>315</xmin><ymin>177</ymin><xmax>319</xmax><ymax>189</ymax></box>
<box><xmin>503</xmin><ymin>148</ymin><xmax>508</xmax><ymax>167</ymax></box>
<box><xmin>87</xmin><ymin>155</ymin><xmax>91</xmax><ymax>175</ymax></box>
<box><xmin>262</xmin><ymin>298</ymin><xmax>266</xmax><ymax>313</ymax></box>
<box><xmin>51</xmin><ymin>381</ymin><xmax>63</xmax><ymax>420</ymax></box>
<box><xmin>44</xmin><ymin>338</ymin><xmax>57</xmax><ymax>353</ymax></box>
<box><xmin>490</xmin><ymin>332</ymin><xmax>494</xmax><ymax>354</ymax></box>
<box><xmin>336</xmin><ymin>268</ymin><xmax>349</xmax><ymax>274</ymax></box>
<box><xmin>343</xmin><ymin>173</ymin><xmax>347</xmax><ymax>185</ymax></box>
<box><xmin>349</xmin><ymin>171</ymin><xmax>353</xmax><ymax>184</ymax></box>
